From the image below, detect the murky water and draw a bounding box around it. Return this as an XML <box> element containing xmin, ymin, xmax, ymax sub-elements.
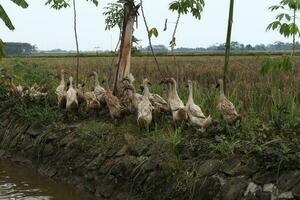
<box><xmin>0</xmin><ymin>159</ymin><xmax>96</xmax><ymax>200</ymax></box>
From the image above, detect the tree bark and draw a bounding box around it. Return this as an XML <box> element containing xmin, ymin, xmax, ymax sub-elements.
<box><xmin>223</xmin><ymin>0</ymin><xmax>234</xmax><ymax>94</ymax></box>
<box><xmin>73</xmin><ymin>0</ymin><xmax>80</xmax><ymax>85</ymax></box>
<box><xmin>113</xmin><ymin>0</ymin><xmax>138</xmax><ymax>95</ymax></box>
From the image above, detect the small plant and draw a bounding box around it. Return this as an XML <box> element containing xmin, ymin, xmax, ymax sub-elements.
<box><xmin>259</xmin><ymin>55</ymin><xmax>296</xmax><ymax>126</ymax></box>
<box><xmin>164</xmin><ymin>127</ymin><xmax>183</xmax><ymax>155</ymax></box>
<box><xmin>209</xmin><ymin>135</ymin><xmax>241</xmax><ymax>156</ymax></box>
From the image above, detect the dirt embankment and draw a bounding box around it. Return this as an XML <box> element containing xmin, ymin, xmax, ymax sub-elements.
<box><xmin>0</xmin><ymin>114</ymin><xmax>300</xmax><ymax>200</ymax></box>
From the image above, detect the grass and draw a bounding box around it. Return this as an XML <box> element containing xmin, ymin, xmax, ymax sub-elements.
<box><xmin>0</xmin><ymin>55</ymin><xmax>300</xmax><ymax>173</ymax></box>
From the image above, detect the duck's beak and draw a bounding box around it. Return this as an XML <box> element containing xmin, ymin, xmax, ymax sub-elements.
<box><xmin>140</xmin><ymin>85</ymin><xmax>144</xmax><ymax>92</ymax></box>
<box><xmin>158</xmin><ymin>79</ymin><xmax>165</xmax><ymax>85</ymax></box>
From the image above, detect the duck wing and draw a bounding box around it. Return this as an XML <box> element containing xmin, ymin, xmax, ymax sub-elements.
<box><xmin>188</xmin><ymin>104</ymin><xmax>206</xmax><ymax>119</ymax></box>
<box><xmin>169</xmin><ymin>98</ymin><xmax>185</xmax><ymax>111</ymax></box>
<box><xmin>219</xmin><ymin>97</ymin><xmax>239</xmax><ymax>117</ymax></box>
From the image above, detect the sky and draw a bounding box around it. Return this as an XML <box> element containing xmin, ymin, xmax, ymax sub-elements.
<box><xmin>0</xmin><ymin>0</ymin><xmax>292</xmax><ymax>51</ymax></box>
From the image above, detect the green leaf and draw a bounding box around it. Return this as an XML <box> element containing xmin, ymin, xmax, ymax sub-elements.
<box><xmin>103</xmin><ymin>3</ymin><xmax>123</xmax><ymax>30</ymax></box>
<box><xmin>45</xmin><ymin>0</ymin><xmax>70</xmax><ymax>9</ymax></box>
<box><xmin>10</xmin><ymin>0</ymin><xmax>29</xmax><ymax>8</ymax></box>
<box><xmin>0</xmin><ymin>39</ymin><xmax>5</xmax><ymax>59</ymax></box>
<box><xmin>266</xmin><ymin>21</ymin><xmax>281</xmax><ymax>31</ymax></box>
<box><xmin>169</xmin><ymin>0</ymin><xmax>205</xmax><ymax>20</ymax></box>
<box><xmin>0</xmin><ymin>5</ymin><xmax>15</xmax><ymax>30</ymax></box>
<box><xmin>149</xmin><ymin>28</ymin><xmax>158</xmax><ymax>38</ymax></box>
<box><xmin>289</xmin><ymin>23</ymin><xmax>299</xmax><ymax>35</ymax></box>
<box><xmin>269</xmin><ymin>5</ymin><xmax>283</xmax><ymax>11</ymax></box>
<box><xmin>89</xmin><ymin>0</ymin><xmax>99</xmax><ymax>6</ymax></box>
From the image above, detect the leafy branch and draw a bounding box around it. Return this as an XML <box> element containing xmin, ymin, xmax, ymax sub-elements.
<box><xmin>267</xmin><ymin>0</ymin><xmax>300</xmax><ymax>55</ymax></box>
<box><xmin>103</xmin><ymin>3</ymin><xmax>124</xmax><ymax>31</ymax></box>
<box><xmin>45</xmin><ymin>0</ymin><xmax>98</xmax><ymax>9</ymax></box>
<box><xmin>140</xmin><ymin>0</ymin><xmax>164</xmax><ymax>77</ymax></box>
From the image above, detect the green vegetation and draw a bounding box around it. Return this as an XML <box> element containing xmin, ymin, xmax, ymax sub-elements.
<box><xmin>267</xmin><ymin>0</ymin><xmax>300</xmax><ymax>54</ymax></box>
<box><xmin>0</xmin><ymin>0</ymin><xmax>28</xmax><ymax>31</ymax></box>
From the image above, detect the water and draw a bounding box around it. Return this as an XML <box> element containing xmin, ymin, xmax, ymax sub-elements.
<box><xmin>0</xmin><ymin>159</ymin><xmax>96</xmax><ymax>200</ymax></box>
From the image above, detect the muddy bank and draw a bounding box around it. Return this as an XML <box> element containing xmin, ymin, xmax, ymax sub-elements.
<box><xmin>0</xmin><ymin>114</ymin><xmax>300</xmax><ymax>200</ymax></box>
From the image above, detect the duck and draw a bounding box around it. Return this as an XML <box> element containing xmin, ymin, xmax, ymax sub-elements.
<box><xmin>4</xmin><ymin>75</ymin><xmax>21</xmax><ymax>95</ymax></box>
<box><xmin>120</xmin><ymin>77</ymin><xmax>143</xmax><ymax>112</ymax></box>
<box><xmin>216</xmin><ymin>79</ymin><xmax>241</xmax><ymax>124</ymax></box>
<box><xmin>16</xmin><ymin>85</ymin><xmax>24</xmax><ymax>94</ymax></box>
<box><xmin>90</xmin><ymin>71</ymin><xmax>106</xmax><ymax>103</ymax></box>
<box><xmin>66</xmin><ymin>76</ymin><xmax>78</xmax><ymax>113</ymax></box>
<box><xmin>186</xmin><ymin>80</ymin><xmax>212</xmax><ymax>129</ymax></box>
<box><xmin>137</xmin><ymin>78</ymin><xmax>154</xmax><ymax>130</ymax></box>
<box><xmin>140</xmin><ymin>85</ymin><xmax>169</xmax><ymax>122</ymax></box>
<box><xmin>84</xmin><ymin>91</ymin><xmax>101</xmax><ymax>114</ymax></box>
<box><xmin>55</xmin><ymin>69</ymin><xmax>67</xmax><ymax>108</ymax></box>
<box><xmin>102</xmin><ymin>78</ymin><xmax>125</xmax><ymax>120</ymax></box>
<box><xmin>76</xmin><ymin>83</ymin><xmax>86</xmax><ymax>106</ymax></box>
<box><xmin>28</xmin><ymin>83</ymin><xmax>48</xmax><ymax>98</ymax></box>
<box><xmin>163</xmin><ymin>78</ymin><xmax>188</xmax><ymax>125</ymax></box>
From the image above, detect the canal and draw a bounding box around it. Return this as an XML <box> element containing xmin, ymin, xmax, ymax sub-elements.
<box><xmin>0</xmin><ymin>159</ymin><xmax>96</xmax><ymax>200</ymax></box>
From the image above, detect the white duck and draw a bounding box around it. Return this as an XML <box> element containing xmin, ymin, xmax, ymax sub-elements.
<box><xmin>137</xmin><ymin>78</ymin><xmax>154</xmax><ymax>130</ymax></box>
<box><xmin>55</xmin><ymin>69</ymin><xmax>67</xmax><ymax>108</ymax></box>
<box><xmin>216</xmin><ymin>79</ymin><xmax>241</xmax><ymax>124</ymax></box>
<box><xmin>164</xmin><ymin>78</ymin><xmax>188</xmax><ymax>125</ymax></box>
<box><xmin>66</xmin><ymin>76</ymin><xmax>78</xmax><ymax>113</ymax></box>
<box><xmin>186</xmin><ymin>80</ymin><xmax>212</xmax><ymax>129</ymax></box>
<box><xmin>91</xmin><ymin>71</ymin><xmax>106</xmax><ymax>103</ymax></box>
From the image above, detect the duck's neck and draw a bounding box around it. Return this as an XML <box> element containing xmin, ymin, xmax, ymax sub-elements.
<box><xmin>69</xmin><ymin>78</ymin><xmax>73</xmax><ymax>88</ymax></box>
<box><xmin>94</xmin><ymin>73</ymin><xmax>99</xmax><ymax>87</ymax></box>
<box><xmin>188</xmin><ymin>84</ymin><xmax>194</xmax><ymax>104</ymax></box>
<box><xmin>143</xmin><ymin>84</ymin><xmax>150</xmax><ymax>98</ymax></box>
<box><xmin>60</xmin><ymin>73</ymin><xmax>65</xmax><ymax>85</ymax></box>
<box><xmin>219</xmin><ymin>81</ymin><xmax>225</xmax><ymax>98</ymax></box>
<box><xmin>168</xmin><ymin>82</ymin><xmax>179</xmax><ymax>98</ymax></box>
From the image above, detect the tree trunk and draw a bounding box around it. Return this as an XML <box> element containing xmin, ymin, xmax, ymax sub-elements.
<box><xmin>223</xmin><ymin>0</ymin><xmax>234</xmax><ymax>94</ymax></box>
<box><xmin>73</xmin><ymin>0</ymin><xmax>80</xmax><ymax>85</ymax></box>
<box><xmin>113</xmin><ymin>0</ymin><xmax>137</xmax><ymax>95</ymax></box>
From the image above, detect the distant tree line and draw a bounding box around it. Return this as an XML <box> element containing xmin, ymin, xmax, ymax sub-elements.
<box><xmin>4</xmin><ymin>42</ymin><xmax>37</xmax><ymax>55</ymax></box>
<box><xmin>4</xmin><ymin>41</ymin><xmax>300</xmax><ymax>56</ymax></box>
<box><xmin>139</xmin><ymin>41</ymin><xmax>300</xmax><ymax>53</ymax></box>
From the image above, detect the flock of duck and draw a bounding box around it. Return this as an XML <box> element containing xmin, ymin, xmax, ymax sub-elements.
<box><xmin>1</xmin><ymin>68</ymin><xmax>241</xmax><ymax>130</ymax></box>
<box><xmin>54</xmin><ymin>69</ymin><xmax>241</xmax><ymax>130</ymax></box>
<box><xmin>1</xmin><ymin>72</ymin><xmax>48</xmax><ymax>98</ymax></box>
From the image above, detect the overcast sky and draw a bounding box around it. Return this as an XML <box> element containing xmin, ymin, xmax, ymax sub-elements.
<box><xmin>0</xmin><ymin>0</ymin><xmax>292</xmax><ymax>51</ymax></box>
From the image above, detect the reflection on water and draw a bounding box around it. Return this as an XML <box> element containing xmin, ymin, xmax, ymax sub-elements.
<box><xmin>0</xmin><ymin>159</ymin><xmax>96</xmax><ymax>200</ymax></box>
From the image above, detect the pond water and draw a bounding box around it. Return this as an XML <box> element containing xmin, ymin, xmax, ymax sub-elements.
<box><xmin>0</xmin><ymin>159</ymin><xmax>96</xmax><ymax>200</ymax></box>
